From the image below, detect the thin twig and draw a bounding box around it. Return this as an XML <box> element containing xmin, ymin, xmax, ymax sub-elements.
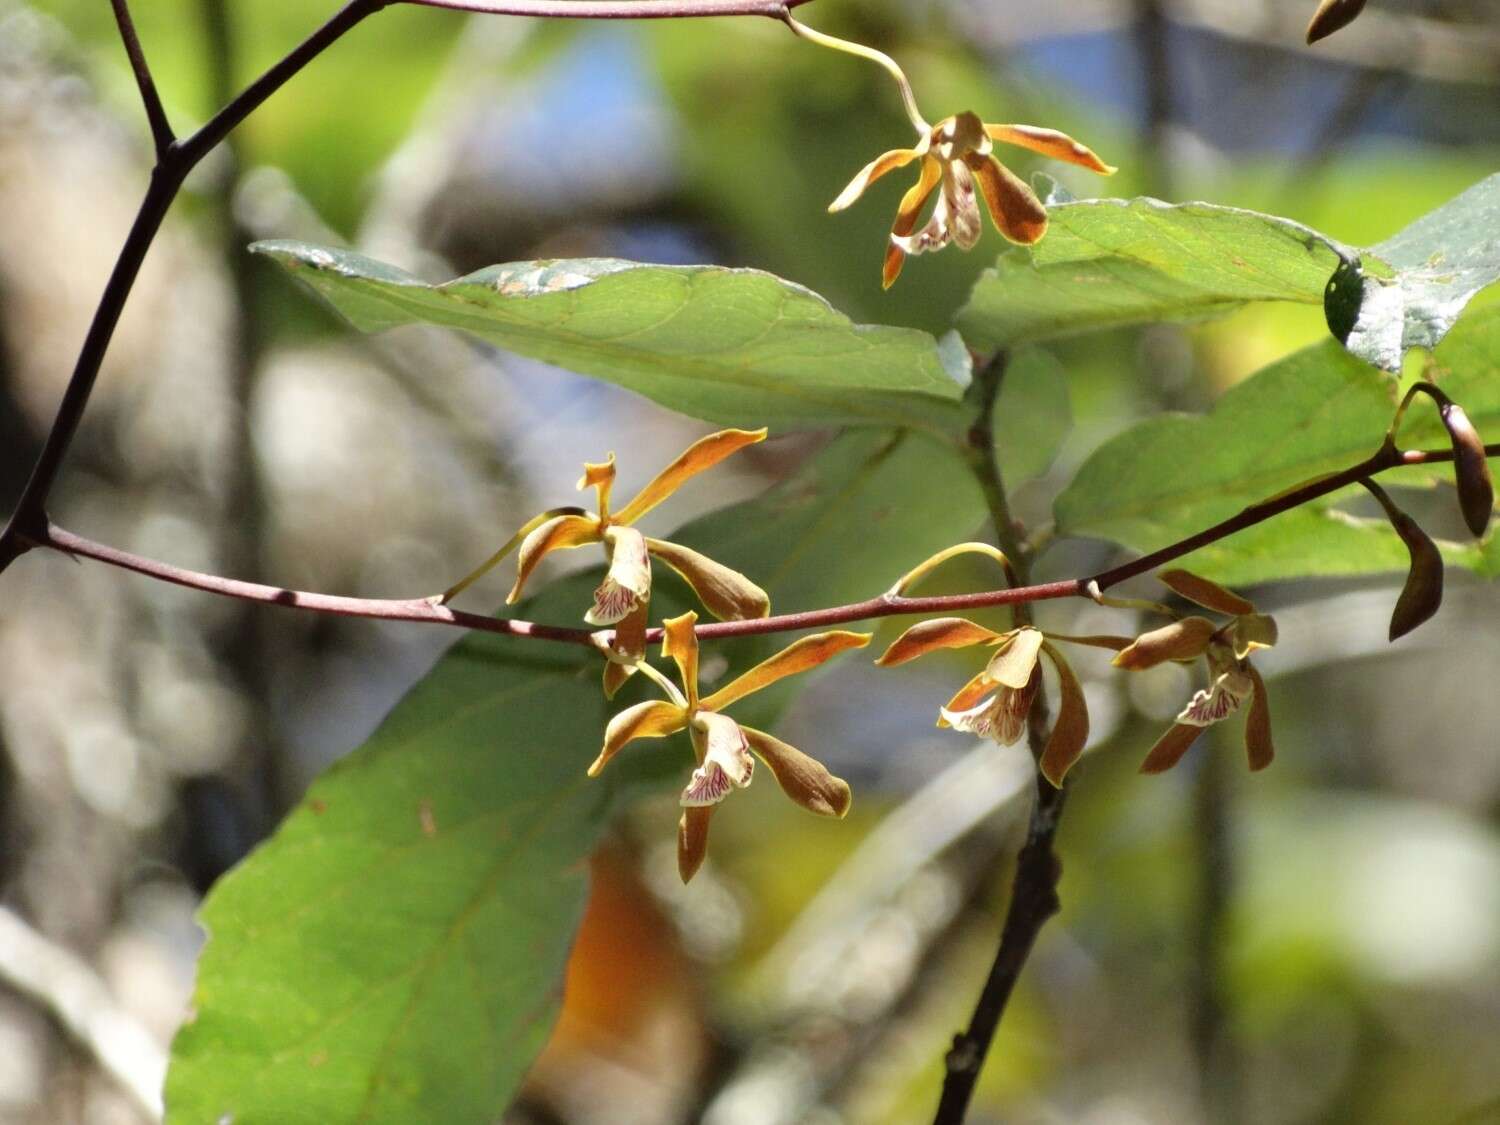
<box><xmin>932</xmin><ymin>781</ymin><xmax>1065</xmax><ymax>1124</ymax></box>
<box><xmin>934</xmin><ymin>352</ymin><xmax>1065</xmax><ymax>1124</ymax></box>
<box><xmin>108</xmin><ymin>0</ymin><xmax>175</xmax><ymax>157</ymax></box>
<box><xmin>20</xmin><ymin>442</ymin><xmax>1490</xmax><ymax>648</ymax></box>
<box><xmin>961</xmin><ymin>352</ymin><xmax>1027</xmax><ymax>587</ymax></box>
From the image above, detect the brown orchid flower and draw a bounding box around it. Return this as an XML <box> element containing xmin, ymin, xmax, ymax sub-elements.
<box><xmin>438</xmin><ymin>429</ymin><xmax>771</xmax><ymax>696</ymax></box>
<box><xmin>830</xmin><ymin>111</ymin><xmax>1114</xmax><ymax>289</ymax></box>
<box><xmin>877</xmin><ymin>620</ymin><xmax>1090</xmax><ymax>786</ymax></box>
<box><xmin>590</xmin><ymin>612</ymin><xmax>870</xmax><ymax>882</ymax></box>
<box><xmin>1114</xmin><ymin>570</ymin><xmax>1278</xmax><ymax>775</ymax></box>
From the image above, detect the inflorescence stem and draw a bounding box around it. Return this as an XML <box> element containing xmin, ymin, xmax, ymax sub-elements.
<box><xmin>782</xmin><ymin>11</ymin><xmax>929</xmax><ymax>133</ymax></box>
<box><xmin>21</xmin><ymin>442</ymin><xmax>1489</xmax><ymax>648</ymax></box>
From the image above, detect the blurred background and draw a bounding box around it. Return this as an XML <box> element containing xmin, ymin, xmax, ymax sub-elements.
<box><xmin>0</xmin><ymin>0</ymin><xmax>1498</xmax><ymax>1121</ymax></box>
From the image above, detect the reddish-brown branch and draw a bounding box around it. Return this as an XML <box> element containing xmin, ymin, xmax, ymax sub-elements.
<box><xmin>23</xmin><ymin>441</ymin><xmax>1487</xmax><ymax>647</ymax></box>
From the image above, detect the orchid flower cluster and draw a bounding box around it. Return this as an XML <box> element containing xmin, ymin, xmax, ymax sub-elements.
<box><xmin>451</xmin><ymin>441</ymin><xmax>1305</xmax><ymax>882</ymax></box>
<box><xmin>870</xmin><ymin>547</ymin><xmax>1280</xmax><ymax>782</ymax></box>
<box><xmin>442</xmin><ymin>430</ymin><xmax>873</xmax><ymax>881</ymax></box>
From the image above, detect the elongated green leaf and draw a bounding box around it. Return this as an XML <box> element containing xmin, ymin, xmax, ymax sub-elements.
<box><xmin>254</xmin><ymin>243</ymin><xmax>967</xmax><ymax>435</ymax></box>
<box><xmin>957</xmin><ymin>197</ymin><xmax>1354</xmax><ymax>353</ymax></box>
<box><xmin>1052</xmin><ymin>307</ymin><xmax>1500</xmax><ymax>585</ymax></box>
<box><xmin>165</xmin><ymin>575</ymin><xmax>634</xmax><ymax>1125</ymax></box>
<box><xmin>959</xmin><ymin>174</ymin><xmax>1500</xmax><ymax>373</ymax></box>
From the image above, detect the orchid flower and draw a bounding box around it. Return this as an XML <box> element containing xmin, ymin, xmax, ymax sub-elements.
<box><xmin>869</xmin><ymin>543</ymin><xmax>1090</xmax><ymax>784</ymax></box>
<box><xmin>830</xmin><ymin>112</ymin><xmax>1114</xmax><ymax>289</ymax></box>
<box><xmin>589</xmin><ymin>612</ymin><xmax>870</xmax><ymax>882</ymax></box>
<box><xmin>1112</xmin><ymin>570</ymin><xmax>1278</xmax><ymax>774</ymax></box>
<box><xmin>439</xmin><ymin>429</ymin><xmax>771</xmax><ymax>696</ymax></box>
<box><xmin>877</xmin><ymin>619</ymin><xmax>1090</xmax><ymax>786</ymax></box>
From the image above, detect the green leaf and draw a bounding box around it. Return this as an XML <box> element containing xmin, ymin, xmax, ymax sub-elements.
<box><xmin>1336</xmin><ymin>172</ymin><xmax>1500</xmax><ymax>371</ymax></box>
<box><xmin>959</xmin><ymin>175</ymin><xmax>1500</xmax><ymax>374</ymax></box>
<box><xmin>956</xmin><ymin>197</ymin><xmax>1355</xmax><ymax>353</ymax></box>
<box><xmin>165</xmin><ymin>575</ymin><xmax>627</xmax><ymax>1125</ymax></box>
<box><xmin>1052</xmin><ymin>306</ymin><xmax>1500</xmax><ymax>586</ymax></box>
<box><xmin>253</xmin><ymin>242</ymin><xmax>967</xmax><ymax>435</ymax></box>
<box><xmin>995</xmin><ymin>348</ymin><xmax>1072</xmax><ymax>486</ymax></box>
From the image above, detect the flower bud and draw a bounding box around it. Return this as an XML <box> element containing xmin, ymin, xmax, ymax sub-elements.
<box><xmin>1440</xmin><ymin>401</ymin><xmax>1493</xmax><ymax>538</ymax></box>
<box><xmin>1113</xmin><ymin>616</ymin><xmax>1216</xmax><ymax>671</ymax></box>
<box><xmin>1388</xmin><ymin>507</ymin><xmax>1444</xmax><ymax>642</ymax></box>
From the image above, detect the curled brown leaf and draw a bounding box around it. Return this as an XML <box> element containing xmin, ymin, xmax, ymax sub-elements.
<box><xmin>1306</xmin><ymin>0</ymin><xmax>1368</xmax><ymax>44</ymax></box>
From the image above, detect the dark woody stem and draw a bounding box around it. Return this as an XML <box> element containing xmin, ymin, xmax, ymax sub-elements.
<box><xmin>935</xmin><ymin>351</ymin><xmax>1066</xmax><ymax>1124</ymax></box>
<box><xmin>960</xmin><ymin>352</ymin><xmax>1027</xmax><ymax>590</ymax></box>
<box><xmin>108</xmin><ymin>0</ymin><xmax>175</xmax><ymax>158</ymax></box>
<box><xmin>21</xmin><ymin>441</ymin><xmax>1492</xmax><ymax>646</ymax></box>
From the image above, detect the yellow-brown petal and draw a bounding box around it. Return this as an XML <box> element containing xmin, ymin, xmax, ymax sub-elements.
<box><xmin>507</xmin><ymin>513</ymin><xmax>601</xmax><ymax>604</ymax></box>
<box><xmin>942</xmin><ymin>686</ymin><xmax>1030</xmax><ymax>745</ymax></box>
<box><xmin>875</xmin><ymin>617</ymin><xmax>1005</xmax><ymax>668</ymax></box>
<box><xmin>742</xmin><ymin>726</ymin><xmax>852</xmax><ymax>818</ymax></box>
<box><xmin>1038</xmin><ymin>642</ymin><xmax>1090</xmax><ymax>787</ymax></box>
<box><xmin>586</xmin><ymin>525</ymin><xmax>652</xmax><ymax>626</ymax></box>
<box><xmin>599</xmin><ymin>602</ymin><xmax>649</xmax><ymax>699</ymax></box>
<box><xmin>677</xmin><ymin>805</ymin><xmax>715</xmax><ymax>883</ymax></box>
<box><xmin>1157</xmin><ymin>570</ymin><xmax>1256</xmax><ymax>617</ymax></box>
<box><xmin>984</xmin><ymin>124</ymin><xmax>1116</xmax><ymax>175</ymax></box>
<box><xmin>700</xmin><ymin>630</ymin><xmax>872</xmax><ymax>712</ymax></box>
<box><xmin>828</xmin><ymin>147</ymin><xmax>922</xmax><ymax>213</ymax></box>
<box><xmin>883</xmin><ymin>156</ymin><xmax>943</xmax><ymax>290</ymax></box>
<box><xmin>984</xmin><ymin>626</ymin><xmax>1044</xmax><ymax>689</ymax></box>
<box><xmin>661</xmin><ymin>611</ymin><xmax>700</xmax><ymax>709</ymax></box>
<box><xmin>611</xmin><ymin>600</ymin><xmax>649</xmax><ymax>665</ymax></box>
<box><xmin>681</xmin><ymin>713</ymin><xmax>754</xmax><ymax>806</ymax></box>
<box><xmin>967</xmin><ymin>155</ymin><xmax>1048</xmax><ymax>245</ymax></box>
<box><xmin>602</xmin><ymin>659</ymin><xmax>634</xmax><ymax>700</ymax></box>
<box><xmin>589</xmin><ymin>700</ymin><xmax>687</xmax><ymax>777</ymax></box>
<box><xmin>614</xmin><ymin>429</ymin><xmax>768</xmax><ymax>527</ymax></box>
<box><xmin>1112</xmin><ymin>616</ymin><xmax>1217</xmax><ymax>671</ymax></box>
<box><xmin>940</xmin><ymin>669</ymin><xmax>994</xmax><ymax>721</ymax></box>
<box><xmin>1244</xmin><ymin>665</ymin><xmax>1274</xmax><ymax>772</ymax></box>
<box><xmin>1139</xmin><ymin>723</ymin><xmax>1202</xmax><ymax>774</ymax></box>
<box><xmin>577</xmin><ymin>454</ymin><xmax>617</xmax><ymax>519</ymax></box>
<box><xmin>645</xmin><ymin>537</ymin><xmax>770</xmax><ymax>621</ymax></box>
<box><xmin>882</xmin><ymin>243</ymin><xmax>908</xmax><ymax>291</ymax></box>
